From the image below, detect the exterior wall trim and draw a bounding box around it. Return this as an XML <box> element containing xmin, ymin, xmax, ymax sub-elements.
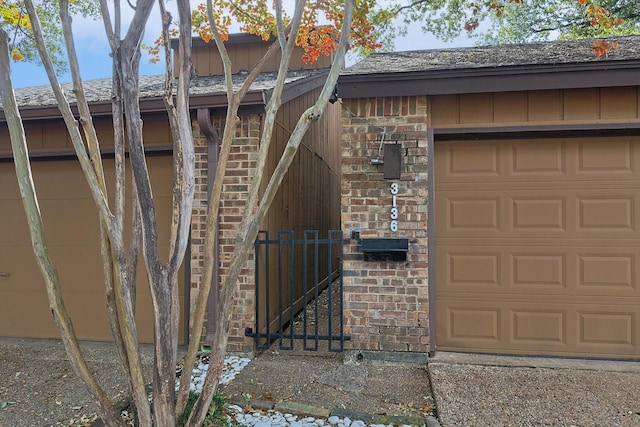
<box><xmin>339</xmin><ymin>62</ymin><xmax>640</xmax><ymax>98</ymax></box>
<box><xmin>1</xmin><ymin>91</ymin><xmax>266</xmax><ymax>122</ymax></box>
<box><xmin>196</xmin><ymin>108</ymin><xmax>222</xmax><ymax>345</ymax></box>
<box><xmin>427</xmin><ymin>127</ymin><xmax>436</xmax><ymax>357</ymax></box>
<box><xmin>434</xmin><ymin>123</ymin><xmax>640</xmax><ymax>136</ymax></box>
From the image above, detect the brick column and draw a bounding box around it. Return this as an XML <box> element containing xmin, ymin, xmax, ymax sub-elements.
<box><xmin>340</xmin><ymin>96</ymin><xmax>430</xmax><ymax>353</ymax></box>
<box><xmin>190</xmin><ymin>114</ymin><xmax>261</xmax><ymax>353</ymax></box>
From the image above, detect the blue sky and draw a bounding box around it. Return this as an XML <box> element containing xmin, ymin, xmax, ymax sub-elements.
<box><xmin>9</xmin><ymin>11</ymin><xmax>476</xmax><ymax>89</ymax></box>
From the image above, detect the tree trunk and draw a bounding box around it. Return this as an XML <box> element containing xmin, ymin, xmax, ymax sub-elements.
<box><xmin>0</xmin><ymin>28</ymin><xmax>127</xmax><ymax>427</ymax></box>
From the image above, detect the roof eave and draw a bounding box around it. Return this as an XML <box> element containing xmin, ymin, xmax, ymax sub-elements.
<box><xmin>338</xmin><ymin>59</ymin><xmax>640</xmax><ymax>98</ymax></box>
<box><xmin>0</xmin><ymin>90</ymin><xmax>268</xmax><ymax>123</ymax></box>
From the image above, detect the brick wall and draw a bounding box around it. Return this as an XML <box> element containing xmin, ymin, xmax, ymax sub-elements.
<box><xmin>190</xmin><ymin>113</ymin><xmax>261</xmax><ymax>352</ymax></box>
<box><xmin>340</xmin><ymin>96</ymin><xmax>430</xmax><ymax>352</ymax></box>
<box><xmin>219</xmin><ymin>114</ymin><xmax>261</xmax><ymax>352</ymax></box>
<box><xmin>190</xmin><ymin>120</ymin><xmax>209</xmax><ymax>340</ymax></box>
<box><xmin>188</xmin><ymin>95</ymin><xmax>341</xmax><ymax>353</ymax></box>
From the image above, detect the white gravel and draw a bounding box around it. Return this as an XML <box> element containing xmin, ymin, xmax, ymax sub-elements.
<box><xmin>227</xmin><ymin>406</ymin><xmax>416</xmax><ymax>427</ymax></box>
<box><xmin>186</xmin><ymin>355</ymin><xmax>252</xmax><ymax>393</ymax></box>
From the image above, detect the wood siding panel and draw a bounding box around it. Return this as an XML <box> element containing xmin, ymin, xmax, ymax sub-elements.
<box><xmin>0</xmin><ymin>116</ymin><xmax>173</xmax><ymax>156</ymax></box>
<box><xmin>459</xmin><ymin>93</ymin><xmax>493</xmax><ymax>124</ymax></box>
<box><xmin>564</xmin><ymin>88</ymin><xmax>600</xmax><ymax>121</ymax></box>
<box><xmin>494</xmin><ymin>92</ymin><xmax>527</xmax><ymax>123</ymax></box>
<box><xmin>527</xmin><ymin>90</ymin><xmax>563</xmax><ymax>122</ymax></box>
<box><xmin>47</xmin><ymin>124</ymin><xmax>71</xmax><ymax>150</ymax></box>
<box><xmin>601</xmin><ymin>87</ymin><xmax>638</xmax><ymax>119</ymax></box>
<box><xmin>256</xmin><ymin>87</ymin><xmax>342</xmax><ymax>333</ymax></box>
<box><xmin>432</xmin><ymin>87</ymin><xmax>640</xmax><ymax>128</ymax></box>
<box><xmin>190</xmin><ymin>42</ymin><xmax>333</xmax><ymax>77</ymax></box>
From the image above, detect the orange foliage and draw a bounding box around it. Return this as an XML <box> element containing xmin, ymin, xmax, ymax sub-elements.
<box><xmin>465</xmin><ymin>0</ymin><xmax>624</xmax><ymax>57</ymax></box>
<box><xmin>577</xmin><ymin>0</ymin><xmax>624</xmax><ymax>56</ymax></box>
<box><xmin>144</xmin><ymin>0</ymin><xmax>381</xmax><ymax>65</ymax></box>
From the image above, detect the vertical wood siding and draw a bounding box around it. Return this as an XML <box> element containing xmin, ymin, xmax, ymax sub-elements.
<box><xmin>431</xmin><ymin>87</ymin><xmax>640</xmax><ymax>128</ymax></box>
<box><xmin>256</xmin><ymin>87</ymin><xmax>342</xmax><ymax>336</ymax></box>
<box><xmin>190</xmin><ymin>42</ymin><xmax>333</xmax><ymax>76</ymax></box>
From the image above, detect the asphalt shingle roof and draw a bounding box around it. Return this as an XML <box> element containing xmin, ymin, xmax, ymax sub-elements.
<box><xmin>342</xmin><ymin>36</ymin><xmax>640</xmax><ymax>76</ymax></box>
<box><xmin>10</xmin><ymin>68</ymin><xmax>327</xmax><ymax>108</ymax></box>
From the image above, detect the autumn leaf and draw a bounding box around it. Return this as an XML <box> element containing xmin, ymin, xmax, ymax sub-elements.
<box><xmin>145</xmin><ymin>0</ymin><xmax>380</xmax><ymax>64</ymax></box>
<box><xmin>10</xmin><ymin>48</ymin><xmax>23</xmax><ymax>61</ymax></box>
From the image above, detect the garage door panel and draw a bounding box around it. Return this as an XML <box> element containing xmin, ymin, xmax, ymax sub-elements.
<box><xmin>511</xmin><ymin>197</ymin><xmax>566</xmax><ymax>230</ymax></box>
<box><xmin>436</xmin><ymin>136</ymin><xmax>640</xmax><ymax>359</ymax></box>
<box><xmin>436</xmin><ymin>141</ymin><xmax>501</xmax><ymax>178</ymax></box>
<box><xmin>439</xmin><ymin>244</ymin><xmax>640</xmax><ymax>297</ymax></box>
<box><xmin>437</xmin><ymin>299</ymin><xmax>640</xmax><ymax>357</ymax></box>
<box><xmin>1</xmin><ymin>200</ymin><xmax>32</xmax><ymax>246</ymax></box>
<box><xmin>445</xmin><ymin>252</ymin><xmax>501</xmax><ymax>288</ymax></box>
<box><xmin>0</xmin><ymin>156</ymin><xmax>185</xmax><ymax>342</ymax></box>
<box><xmin>511</xmin><ymin>309</ymin><xmax>566</xmax><ymax>345</ymax></box>
<box><xmin>439</xmin><ymin>304</ymin><xmax>501</xmax><ymax>345</ymax></box>
<box><xmin>438</xmin><ymin>137</ymin><xmax>640</xmax><ymax>183</ymax></box>
<box><xmin>448</xmin><ymin>197</ymin><xmax>500</xmax><ymax>230</ymax></box>
<box><xmin>40</xmin><ymin>200</ymin><xmax>100</xmax><ymax>245</ymax></box>
<box><xmin>577</xmin><ymin>310</ymin><xmax>635</xmax><ymax>348</ymax></box>
<box><xmin>31</xmin><ymin>161</ymin><xmax>93</xmax><ymax>199</ymax></box>
<box><xmin>438</xmin><ymin>189</ymin><xmax>640</xmax><ymax>237</ymax></box>
<box><xmin>0</xmin><ymin>246</ymin><xmax>44</xmax><ymax>291</ymax></box>
<box><xmin>512</xmin><ymin>141</ymin><xmax>565</xmax><ymax>175</ymax></box>
<box><xmin>577</xmin><ymin>195</ymin><xmax>636</xmax><ymax>231</ymax></box>
<box><xmin>578</xmin><ymin>254</ymin><xmax>635</xmax><ymax>291</ymax></box>
<box><xmin>438</xmin><ymin>246</ymin><xmax>571</xmax><ymax>294</ymax></box>
<box><xmin>512</xmin><ymin>253</ymin><xmax>565</xmax><ymax>288</ymax></box>
<box><xmin>577</xmin><ymin>139</ymin><xmax>635</xmax><ymax>174</ymax></box>
<box><xmin>0</xmin><ymin>291</ymin><xmax>58</xmax><ymax>338</ymax></box>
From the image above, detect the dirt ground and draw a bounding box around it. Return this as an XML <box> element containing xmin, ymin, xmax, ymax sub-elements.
<box><xmin>0</xmin><ymin>284</ymin><xmax>433</xmax><ymax>426</ymax></box>
<box><xmin>0</xmin><ymin>340</ymin><xmax>432</xmax><ymax>427</ymax></box>
<box><xmin>233</xmin><ymin>280</ymin><xmax>434</xmax><ymax>421</ymax></box>
<box><xmin>0</xmin><ymin>338</ymin><xmax>155</xmax><ymax>427</ymax></box>
<box><xmin>220</xmin><ymin>350</ymin><xmax>434</xmax><ymax>421</ymax></box>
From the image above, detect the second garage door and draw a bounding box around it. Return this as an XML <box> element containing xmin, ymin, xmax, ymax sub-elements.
<box><xmin>435</xmin><ymin>136</ymin><xmax>640</xmax><ymax>359</ymax></box>
<box><xmin>0</xmin><ymin>155</ymin><xmax>185</xmax><ymax>343</ymax></box>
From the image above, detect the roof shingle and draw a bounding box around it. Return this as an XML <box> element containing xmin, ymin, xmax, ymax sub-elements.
<box><xmin>342</xmin><ymin>36</ymin><xmax>640</xmax><ymax>76</ymax></box>
<box><xmin>8</xmin><ymin>68</ymin><xmax>327</xmax><ymax>109</ymax></box>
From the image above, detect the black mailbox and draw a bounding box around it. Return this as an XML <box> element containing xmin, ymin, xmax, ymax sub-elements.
<box><xmin>361</xmin><ymin>238</ymin><xmax>408</xmax><ymax>262</ymax></box>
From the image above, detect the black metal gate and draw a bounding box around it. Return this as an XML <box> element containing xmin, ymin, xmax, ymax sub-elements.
<box><xmin>246</xmin><ymin>230</ymin><xmax>349</xmax><ymax>352</ymax></box>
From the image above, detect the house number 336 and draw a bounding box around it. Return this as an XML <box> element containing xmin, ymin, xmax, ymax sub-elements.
<box><xmin>390</xmin><ymin>182</ymin><xmax>399</xmax><ymax>232</ymax></box>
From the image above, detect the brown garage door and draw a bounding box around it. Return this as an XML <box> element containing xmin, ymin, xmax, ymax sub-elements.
<box><xmin>435</xmin><ymin>136</ymin><xmax>640</xmax><ymax>359</ymax></box>
<box><xmin>0</xmin><ymin>155</ymin><xmax>185</xmax><ymax>343</ymax></box>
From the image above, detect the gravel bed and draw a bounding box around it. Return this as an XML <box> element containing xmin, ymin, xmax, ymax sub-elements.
<box><xmin>429</xmin><ymin>362</ymin><xmax>640</xmax><ymax>427</ymax></box>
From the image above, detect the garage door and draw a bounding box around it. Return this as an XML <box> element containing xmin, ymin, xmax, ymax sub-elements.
<box><xmin>0</xmin><ymin>155</ymin><xmax>185</xmax><ymax>343</ymax></box>
<box><xmin>435</xmin><ymin>136</ymin><xmax>640</xmax><ymax>359</ymax></box>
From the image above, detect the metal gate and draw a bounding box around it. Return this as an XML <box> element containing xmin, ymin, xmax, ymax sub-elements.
<box><xmin>246</xmin><ymin>230</ymin><xmax>349</xmax><ymax>352</ymax></box>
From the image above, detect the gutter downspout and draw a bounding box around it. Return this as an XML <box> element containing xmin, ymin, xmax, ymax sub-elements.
<box><xmin>197</xmin><ymin>107</ymin><xmax>221</xmax><ymax>346</ymax></box>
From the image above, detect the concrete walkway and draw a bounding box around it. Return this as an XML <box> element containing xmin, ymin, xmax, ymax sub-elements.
<box><xmin>428</xmin><ymin>353</ymin><xmax>640</xmax><ymax>427</ymax></box>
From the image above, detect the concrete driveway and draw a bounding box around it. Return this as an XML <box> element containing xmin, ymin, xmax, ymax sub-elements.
<box><xmin>428</xmin><ymin>353</ymin><xmax>640</xmax><ymax>427</ymax></box>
